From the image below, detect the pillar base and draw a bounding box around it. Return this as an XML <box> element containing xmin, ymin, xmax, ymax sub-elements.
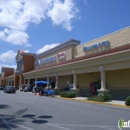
<box><xmin>98</xmin><ymin>89</ymin><xmax>109</xmax><ymax>96</ymax></box>
<box><xmin>70</xmin><ymin>88</ymin><xmax>80</xmax><ymax>96</ymax></box>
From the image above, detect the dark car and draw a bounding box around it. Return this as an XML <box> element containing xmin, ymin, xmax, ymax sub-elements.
<box><xmin>4</xmin><ymin>86</ymin><xmax>16</xmax><ymax>93</ymax></box>
<box><xmin>0</xmin><ymin>86</ymin><xmax>4</xmax><ymax>90</ymax></box>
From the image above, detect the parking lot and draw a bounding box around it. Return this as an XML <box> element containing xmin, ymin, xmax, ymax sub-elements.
<box><xmin>0</xmin><ymin>90</ymin><xmax>130</xmax><ymax>130</ymax></box>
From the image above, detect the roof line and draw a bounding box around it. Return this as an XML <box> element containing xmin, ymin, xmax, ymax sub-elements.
<box><xmin>23</xmin><ymin>43</ymin><xmax>130</xmax><ymax>75</ymax></box>
<box><xmin>81</xmin><ymin>26</ymin><xmax>130</xmax><ymax>46</ymax></box>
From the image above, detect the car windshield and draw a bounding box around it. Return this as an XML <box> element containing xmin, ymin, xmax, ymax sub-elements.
<box><xmin>7</xmin><ymin>86</ymin><xmax>13</xmax><ymax>88</ymax></box>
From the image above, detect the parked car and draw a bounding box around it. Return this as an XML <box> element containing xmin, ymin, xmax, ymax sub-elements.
<box><xmin>24</xmin><ymin>85</ymin><xmax>33</xmax><ymax>92</ymax></box>
<box><xmin>19</xmin><ymin>84</ymin><xmax>27</xmax><ymax>92</ymax></box>
<box><xmin>4</xmin><ymin>86</ymin><xmax>16</xmax><ymax>93</ymax></box>
<box><xmin>0</xmin><ymin>86</ymin><xmax>4</xmax><ymax>90</ymax></box>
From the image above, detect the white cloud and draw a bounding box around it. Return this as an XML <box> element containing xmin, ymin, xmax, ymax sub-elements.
<box><xmin>37</xmin><ymin>43</ymin><xmax>60</xmax><ymax>54</ymax></box>
<box><xmin>23</xmin><ymin>50</ymin><xmax>29</xmax><ymax>53</ymax></box>
<box><xmin>0</xmin><ymin>0</ymin><xmax>79</xmax><ymax>46</ymax></box>
<box><xmin>0</xmin><ymin>29</ymin><xmax>31</xmax><ymax>47</ymax></box>
<box><xmin>0</xmin><ymin>50</ymin><xmax>16</xmax><ymax>62</ymax></box>
<box><xmin>47</xmin><ymin>0</ymin><xmax>79</xmax><ymax>31</ymax></box>
<box><xmin>0</xmin><ymin>0</ymin><xmax>51</xmax><ymax>31</ymax></box>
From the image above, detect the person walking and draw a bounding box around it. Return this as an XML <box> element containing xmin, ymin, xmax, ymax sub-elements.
<box><xmin>34</xmin><ymin>86</ymin><xmax>37</xmax><ymax>95</ymax></box>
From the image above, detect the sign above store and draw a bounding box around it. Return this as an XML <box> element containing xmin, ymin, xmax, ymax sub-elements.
<box><xmin>57</xmin><ymin>52</ymin><xmax>66</xmax><ymax>59</ymax></box>
<box><xmin>35</xmin><ymin>56</ymin><xmax>56</xmax><ymax>66</ymax></box>
<box><xmin>83</xmin><ymin>40</ymin><xmax>109</xmax><ymax>51</ymax></box>
<box><xmin>16</xmin><ymin>53</ymin><xmax>23</xmax><ymax>62</ymax></box>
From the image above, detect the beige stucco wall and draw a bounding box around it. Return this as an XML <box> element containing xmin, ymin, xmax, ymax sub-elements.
<box><xmin>35</xmin><ymin>45</ymin><xmax>74</xmax><ymax>69</ymax></box>
<box><xmin>106</xmin><ymin>68</ymin><xmax>130</xmax><ymax>89</ymax></box>
<box><xmin>77</xmin><ymin>72</ymin><xmax>100</xmax><ymax>89</ymax></box>
<box><xmin>106</xmin><ymin>68</ymin><xmax>130</xmax><ymax>100</ymax></box>
<box><xmin>5</xmin><ymin>76</ymin><xmax>14</xmax><ymax>81</ymax></box>
<box><xmin>58</xmin><ymin>75</ymin><xmax>73</xmax><ymax>90</ymax></box>
<box><xmin>74</xmin><ymin>27</ymin><xmax>130</xmax><ymax>58</ymax></box>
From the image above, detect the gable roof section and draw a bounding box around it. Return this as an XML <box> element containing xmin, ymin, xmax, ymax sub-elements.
<box><xmin>15</xmin><ymin>49</ymin><xmax>24</xmax><ymax>59</ymax></box>
<box><xmin>35</xmin><ymin>39</ymin><xmax>81</xmax><ymax>59</ymax></box>
<box><xmin>15</xmin><ymin>50</ymin><xmax>36</xmax><ymax>59</ymax></box>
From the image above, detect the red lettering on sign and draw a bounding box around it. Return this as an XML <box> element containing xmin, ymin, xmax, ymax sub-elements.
<box><xmin>57</xmin><ymin>53</ymin><xmax>65</xmax><ymax>59</ymax></box>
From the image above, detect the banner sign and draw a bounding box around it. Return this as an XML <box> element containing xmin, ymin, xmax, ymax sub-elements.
<box><xmin>57</xmin><ymin>53</ymin><xmax>65</xmax><ymax>59</ymax></box>
<box><xmin>35</xmin><ymin>56</ymin><xmax>56</xmax><ymax>66</ymax></box>
<box><xmin>83</xmin><ymin>40</ymin><xmax>109</xmax><ymax>51</ymax></box>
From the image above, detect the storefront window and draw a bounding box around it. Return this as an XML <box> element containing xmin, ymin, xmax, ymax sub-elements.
<box><xmin>17</xmin><ymin>60</ymin><xmax>23</xmax><ymax>70</ymax></box>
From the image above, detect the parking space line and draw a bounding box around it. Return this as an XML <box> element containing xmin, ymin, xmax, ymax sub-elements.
<box><xmin>0</xmin><ymin>116</ymin><xmax>14</xmax><ymax>130</ymax></box>
<box><xmin>102</xmin><ymin>127</ymin><xmax>119</xmax><ymax>130</ymax></box>
<box><xmin>49</xmin><ymin>123</ymin><xmax>117</xmax><ymax>128</ymax></box>
<box><xmin>48</xmin><ymin>123</ymin><xmax>118</xmax><ymax>130</ymax></box>
<box><xmin>9</xmin><ymin>122</ymin><xmax>35</xmax><ymax>130</ymax></box>
<box><xmin>47</xmin><ymin>124</ymin><xmax>73</xmax><ymax>130</ymax></box>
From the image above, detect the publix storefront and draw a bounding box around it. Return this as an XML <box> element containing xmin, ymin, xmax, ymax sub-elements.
<box><xmin>23</xmin><ymin>27</ymin><xmax>130</xmax><ymax>100</ymax></box>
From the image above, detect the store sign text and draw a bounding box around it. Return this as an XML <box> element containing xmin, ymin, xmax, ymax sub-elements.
<box><xmin>57</xmin><ymin>53</ymin><xmax>65</xmax><ymax>59</ymax></box>
<box><xmin>35</xmin><ymin>56</ymin><xmax>56</xmax><ymax>66</ymax></box>
<box><xmin>83</xmin><ymin>40</ymin><xmax>109</xmax><ymax>51</ymax></box>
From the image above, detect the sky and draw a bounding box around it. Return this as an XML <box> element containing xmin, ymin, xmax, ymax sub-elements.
<box><xmin>0</xmin><ymin>0</ymin><xmax>130</xmax><ymax>70</ymax></box>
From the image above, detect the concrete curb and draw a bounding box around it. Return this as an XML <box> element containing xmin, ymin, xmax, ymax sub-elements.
<box><xmin>55</xmin><ymin>96</ymin><xmax>130</xmax><ymax>109</ymax></box>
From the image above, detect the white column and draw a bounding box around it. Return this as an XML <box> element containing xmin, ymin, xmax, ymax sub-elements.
<box><xmin>46</xmin><ymin>75</ymin><xmax>49</xmax><ymax>82</ymax></box>
<box><xmin>28</xmin><ymin>79</ymin><xmax>30</xmax><ymax>85</ymax></box>
<box><xmin>7</xmin><ymin>81</ymin><xmax>8</xmax><ymax>86</ymax></box>
<box><xmin>98</xmin><ymin>66</ymin><xmax>109</xmax><ymax>95</ymax></box>
<box><xmin>55</xmin><ymin>75</ymin><xmax>58</xmax><ymax>89</ymax></box>
<box><xmin>24</xmin><ymin>79</ymin><xmax>26</xmax><ymax>84</ymax></box>
<box><xmin>101</xmin><ymin>69</ymin><xmax>106</xmax><ymax>90</ymax></box>
<box><xmin>100</xmin><ymin>66</ymin><xmax>106</xmax><ymax>90</ymax></box>
<box><xmin>73</xmin><ymin>70</ymin><xmax>77</xmax><ymax>89</ymax></box>
<box><xmin>46</xmin><ymin>74</ymin><xmax>49</xmax><ymax>86</ymax></box>
<box><xmin>35</xmin><ymin>78</ymin><xmax>37</xmax><ymax>86</ymax></box>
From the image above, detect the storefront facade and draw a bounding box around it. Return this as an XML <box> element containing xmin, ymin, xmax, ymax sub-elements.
<box><xmin>1</xmin><ymin>26</ymin><xmax>130</xmax><ymax>99</ymax></box>
<box><xmin>0</xmin><ymin>67</ymin><xmax>14</xmax><ymax>87</ymax></box>
<box><xmin>5</xmin><ymin>50</ymin><xmax>36</xmax><ymax>88</ymax></box>
<box><xmin>23</xmin><ymin>27</ymin><xmax>130</xmax><ymax>100</ymax></box>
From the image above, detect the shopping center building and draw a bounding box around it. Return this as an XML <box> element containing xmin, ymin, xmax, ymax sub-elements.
<box><xmin>1</xmin><ymin>26</ymin><xmax>130</xmax><ymax>100</ymax></box>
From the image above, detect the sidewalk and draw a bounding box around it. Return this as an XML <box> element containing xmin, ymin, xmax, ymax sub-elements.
<box><xmin>55</xmin><ymin>96</ymin><xmax>129</xmax><ymax>108</ymax></box>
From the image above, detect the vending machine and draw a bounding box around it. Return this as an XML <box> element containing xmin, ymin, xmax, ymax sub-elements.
<box><xmin>90</xmin><ymin>82</ymin><xmax>96</xmax><ymax>95</ymax></box>
<box><xmin>90</xmin><ymin>81</ymin><xmax>101</xmax><ymax>95</ymax></box>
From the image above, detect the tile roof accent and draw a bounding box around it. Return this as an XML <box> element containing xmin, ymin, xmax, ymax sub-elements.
<box><xmin>19</xmin><ymin>50</ymin><xmax>24</xmax><ymax>53</ymax></box>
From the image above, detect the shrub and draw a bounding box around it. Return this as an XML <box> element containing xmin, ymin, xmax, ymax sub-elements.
<box><xmin>60</xmin><ymin>91</ymin><xmax>75</xmax><ymax>98</ymax></box>
<box><xmin>88</xmin><ymin>94</ymin><xmax>111</xmax><ymax>102</ymax></box>
<box><xmin>125</xmin><ymin>96</ymin><xmax>130</xmax><ymax>106</ymax></box>
<box><xmin>54</xmin><ymin>89</ymin><xmax>60</xmax><ymax>95</ymax></box>
<box><xmin>103</xmin><ymin>94</ymin><xmax>112</xmax><ymax>101</ymax></box>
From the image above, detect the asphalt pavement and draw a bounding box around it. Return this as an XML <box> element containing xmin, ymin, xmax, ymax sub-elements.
<box><xmin>0</xmin><ymin>91</ymin><xmax>130</xmax><ymax>130</ymax></box>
